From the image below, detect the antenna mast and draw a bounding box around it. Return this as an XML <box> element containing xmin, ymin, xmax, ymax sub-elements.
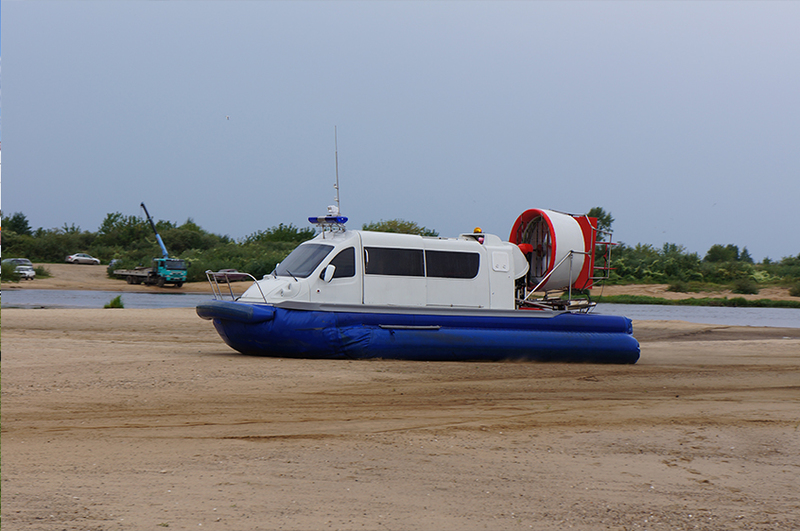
<box><xmin>334</xmin><ymin>126</ymin><xmax>341</xmax><ymax>214</ymax></box>
<box><xmin>308</xmin><ymin>126</ymin><xmax>348</xmax><ymax>233</ymax></box>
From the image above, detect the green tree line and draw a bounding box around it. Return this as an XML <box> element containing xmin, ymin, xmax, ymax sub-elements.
<box><xmin>611</xmin><ymin>242</ymin><xmax>799</xmax><ymax>289</ymax></box>
<box><xmin>2</xmin><ymin>209</ymin><xmax>799</xmax><ymax>291</ymax></box>
<box><xmin>1</xmin><ymin>212</ymin><xmax>440</xmax><ymax>283</ymax></box>
<box><xmin>2</xmin><ymin>211</ymin><xmax>316</xmax><ymax>282</ymax></box>
<box><xmin>584</xmin><ymin>207</ymin><xmax>799</xmax><ymax>292</ymax></box>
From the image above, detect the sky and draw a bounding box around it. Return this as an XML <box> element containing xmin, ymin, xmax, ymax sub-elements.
<box><xmin>2</xmin><ymin>1</ymin><xmax>799</xmax><ymax>261</ymax></box>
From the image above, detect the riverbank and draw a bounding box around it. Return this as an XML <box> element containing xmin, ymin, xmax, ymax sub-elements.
<box><xmin>594</xmin><ymin>294</ymin><xmax>800</xmax><ymax>308</ymax></box>
<box><xmin>595</xmin><ymin>282</ymin><xmax>798</xmax><ymax>303</ymax></box>
<box><xmin>5</xmin><ymin>264</ymin><xmax>799</xmax><ymax>306</ymax></box>
<box><xmin>3</xmin><ymin>307</ymin><xmax>799</xmax><ymax>530</ymax></box>
<box><xmin>2</xmin><ymin>262</ymin><xmax>228</xmax><ymax>294</ymax></box>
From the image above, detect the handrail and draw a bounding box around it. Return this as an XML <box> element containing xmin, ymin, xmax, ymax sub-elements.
<box><xmin>591</xmin><ymin>226</ymin><xmax>615</xmax><ymax>282</ymax></box>
<box><xmin>204</xmin><ymin>270</ymin><xmax>267</xmax><ymax>303</ymax></box>
<box><xmin>517</xmin><ymin>249</ymin><xmax>597</xmax><ymax>312</ymax></box>
<box><xmin>524</xmin><ymin>249</ymin><xmax>590</xmax><ymax>301</ymax></box>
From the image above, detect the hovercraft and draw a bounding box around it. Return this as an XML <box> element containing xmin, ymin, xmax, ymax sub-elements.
<box><xmin>197</xmin><ymin>207</ymin><xmax>639</xmax><ymax>363</ymax></box>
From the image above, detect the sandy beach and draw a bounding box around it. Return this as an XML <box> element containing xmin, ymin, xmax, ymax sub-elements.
<box><xmin>2</xmin><ymin>268</ymin><xmax>800</xmax><ymax>530</ymax></box>
<box><xmin>3</xmin><ymin>263</ymin><xmax>215</xmax><ymax>294</ymax></box>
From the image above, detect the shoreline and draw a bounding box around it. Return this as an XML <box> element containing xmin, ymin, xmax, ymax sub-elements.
<box><xmin>594</xmin><ymin>293</ymin><xmax>800</xmax><ymax>308</ymax></box>
<box><xmin>4</xmin><ymin>263</ymin><xmax>798</xmax><ymax>305</ymax></box>
<box><xmin>2</xmin><ymin>262</ymin><xmax>225</xmax><ymax>294</ymax></box>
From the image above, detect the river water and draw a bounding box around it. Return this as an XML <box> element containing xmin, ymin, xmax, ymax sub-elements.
<box><xmin>3</xmin><ymin>289</ymin><xmax>799</xmax><ymax>328</ymax></box>
<box><xmin>594</xmin><ymin>303</ymin><xmax>800</xmax><ymax>329</ymax></box>
<box><xmin>1</xmin><ymin>289</ymin><xmax>215</xmax><ymax>310</ymax></box>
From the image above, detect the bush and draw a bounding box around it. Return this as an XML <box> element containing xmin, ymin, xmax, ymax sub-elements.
<box><xmin>1</xmin><ymin>261</ymin><xmax>20</xmax><ymax>282</ymax></box>
<box><xmin>104</xmin><ymin>295</ymin><xmax>125</xmax><ymax>308</ymax></box>
<box><xmin>731</xmin><ymin>278</ymin><xmax>760</xmax><ymax>295</ymax></box>
<box><xmin>667</xmin><ymin>280</ymin><xmax>689</xmax><ymax>293</ymax></box>
<box><xmin>243</xmin><ymin>223</ymin><xmax>316</xmax><ymax>244</ymax></box>
<box><xmin>361</xmin><ymin>219</ymin><xmax>438</xmax><ymax>236</ymax></box>
<box><xmin>789</xmin><ymin>283</ymin><xmax>800</xmax><ymax>297</ymax></box>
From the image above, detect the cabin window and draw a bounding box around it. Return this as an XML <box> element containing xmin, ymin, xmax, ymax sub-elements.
<box><xmin>364</xmin><ymin>247</ymin><xmax>424</xmax><ymax>277</ymax></box>
<box><xmin>330</xmin><ymin>247</ymin><xmax>356</xmax><ymax>278</ymax></box>
<box><xmin>275</xmin><ymin>244</ymin><xmax>333</xmax><ymax>278</ymax></box>
<box><xmin>425</xmin><ymin>250</ymin><xmax>480</xmax><ymax>279</ymax></box>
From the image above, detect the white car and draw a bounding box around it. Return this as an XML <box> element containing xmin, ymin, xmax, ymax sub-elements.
<box><xmin>2</xmin><ymin>258</ymin><xmax>36</xmax><ymax>280</ymax></box>
<box><xmin>66</xmin><ymin>253</ymin><xmax>101</xmax><ymax>265</ymax></box>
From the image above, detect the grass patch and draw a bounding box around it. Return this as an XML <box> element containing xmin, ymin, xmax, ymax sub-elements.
<box><xmin>104</xmin><ymin>295</ymin><xmax>125</xmax><ymax>308</ymax></box>
<box><xmin>34</xmin><ymin>265</ymin><xmax>52</xmax><ymax>278</ymax></box>
<box><xmin>593</xmin><ymin>294</ymin><xmax>800</xmax><ymax>309</ymax></box>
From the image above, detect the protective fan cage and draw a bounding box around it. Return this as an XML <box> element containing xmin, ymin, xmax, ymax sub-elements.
<box><xmin>509</xmin><ymin>209</ymin><xmax>597</xmax><ymax>293</ymax></box>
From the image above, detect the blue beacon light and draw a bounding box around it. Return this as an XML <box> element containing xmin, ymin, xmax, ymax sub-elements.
<box><xmin>308</xmin><ymin>216</ymin><xmax>348</xmax><ymax>225</ymax></box>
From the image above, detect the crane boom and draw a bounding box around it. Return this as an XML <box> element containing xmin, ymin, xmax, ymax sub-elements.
<box><xmin>141</xmin><ymin>202</ymin><xmax>170</xmax><ymax>259</ymax></box>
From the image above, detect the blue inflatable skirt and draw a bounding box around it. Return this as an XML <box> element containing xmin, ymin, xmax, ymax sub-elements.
<box><xmin>197</xmin><ymin>300</ymin><xmax>640</xmax><ymax>364</ymax></box>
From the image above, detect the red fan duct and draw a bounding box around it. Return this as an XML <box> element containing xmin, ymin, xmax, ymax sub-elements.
<box><xmin>509</xmin><ymin>209</ymin><xmax>597</xmax><ymax>291</ymax></box>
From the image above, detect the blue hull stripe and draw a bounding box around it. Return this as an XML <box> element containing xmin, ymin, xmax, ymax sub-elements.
<box><xmin>197</xmin><ymin>300</ymin><xmax>640</xmax><ymax>364</ymax></box>
<box><xmin>196</xmin><ymin>300</ymin><xmax>275</xmax><ymax>323</ymax></box>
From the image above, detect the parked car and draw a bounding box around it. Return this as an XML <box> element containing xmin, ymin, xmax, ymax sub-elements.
<box><xmin>2</xmin><ymin>258</ymin><xmax>36</xmax><ymax>280</ymax></box>
<box><xmin>66</xmin><ymin>253</ymin><xmax>101</xmax><ymax>265</ymax></box>
<box><xmin>211</xmin><ymin>269</ymin><xmax>251</xmax><ymax>283</ymax></box>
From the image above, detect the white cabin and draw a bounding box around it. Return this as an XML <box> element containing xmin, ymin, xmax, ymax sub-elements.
<box><xmin>239</xmin><ymin>229</ymin><xmax>529</xmax><ymax>309</ymax></box>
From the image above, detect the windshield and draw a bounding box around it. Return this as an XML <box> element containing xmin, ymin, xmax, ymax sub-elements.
<box><xmin>275</xmin><ymin>243</ymin><xmax>333</xmax><ymax>278</ymax></box>
<box><xmin>6</xmin><ymin>259</ymin><xmax>33</xmax><ymax>266</ymax></box>
<box><xmin>165</xmin><ymin>259</ymin><xmax>187</xmax><ymax>271</ymax></box>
